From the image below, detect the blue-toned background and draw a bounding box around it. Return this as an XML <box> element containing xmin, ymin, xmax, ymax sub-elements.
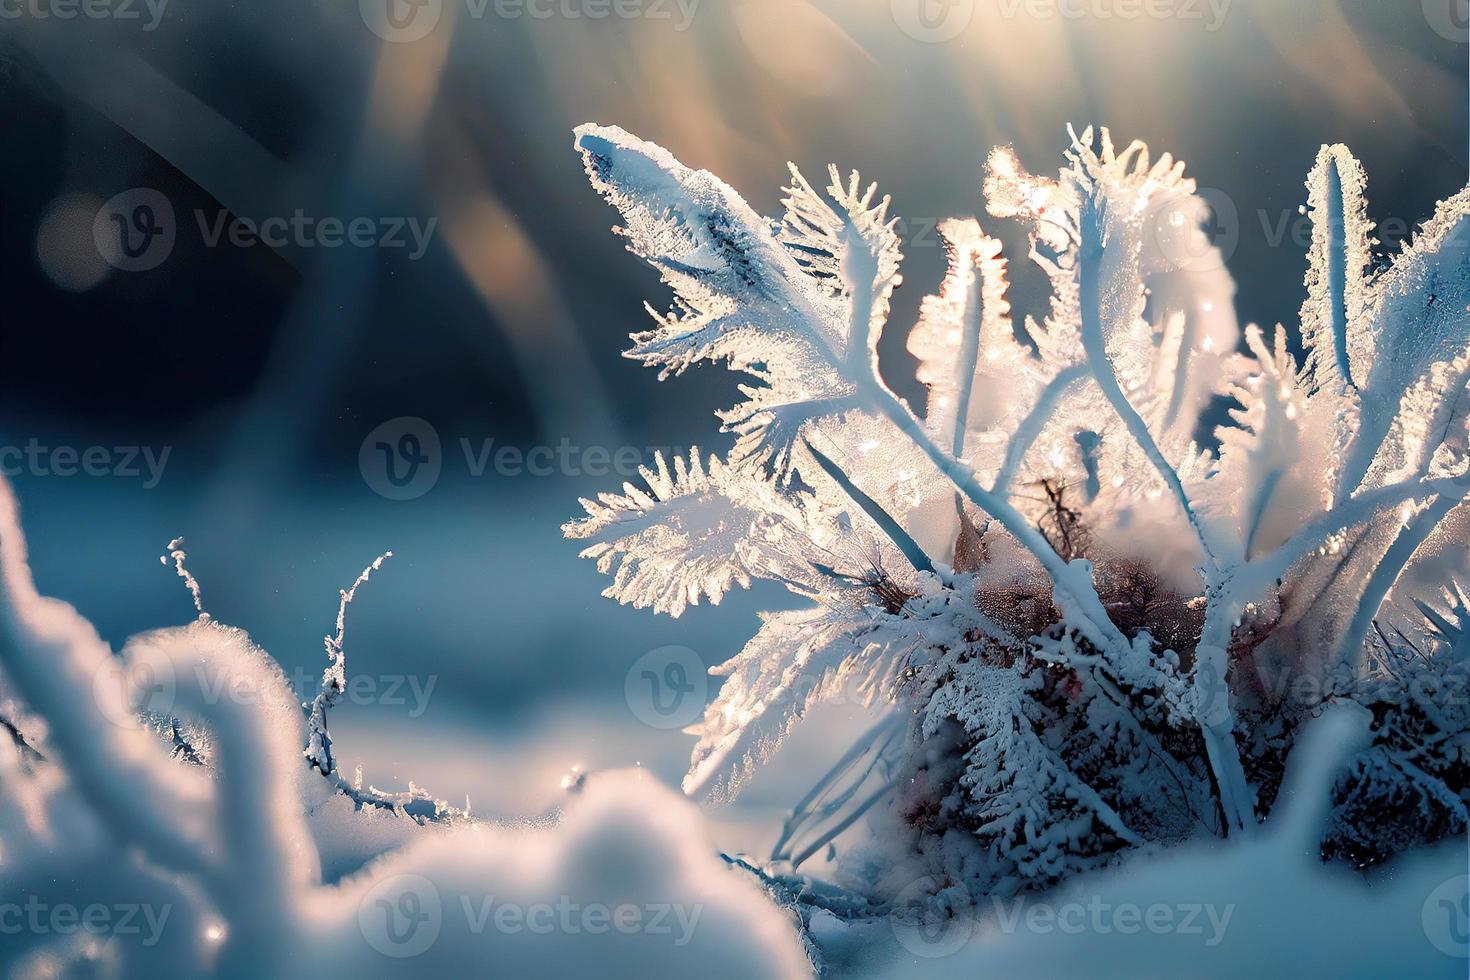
<box><xmin>0</xmin><ymin>0</ymin><xmax>1465</xmax><ymax>852</ymax></box>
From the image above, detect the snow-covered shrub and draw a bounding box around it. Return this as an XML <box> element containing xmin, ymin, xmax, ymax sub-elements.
<box><xmin>1321</xmin><ymin>585</ymin><xmax>1470</xmax><ymax>868</ymax></box>
<box><xmin>567</xmin><ymin>124</ymin><xmax>1470</xmax><ymax>899</ymax></box>
<box><xmin>0</xmin><ymin>481</ymin><xmax>811</xmax><ymax>978</ymax></box>
<box><xmin>877</xmin><ymin>705</ymin><xmax>1467</xmax><ymax>978</ymax></box>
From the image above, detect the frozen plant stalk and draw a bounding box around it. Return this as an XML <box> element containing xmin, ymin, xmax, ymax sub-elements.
<box><xmin>567</xmin><ymin>124</ymin><xmax>1470</xmax><ymax>890</ymax></box>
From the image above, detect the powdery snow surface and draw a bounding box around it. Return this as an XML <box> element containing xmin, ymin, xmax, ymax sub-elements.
<box><xmin>0</xmin><ymin>480</ymin><xmax>812</xmax><ymax>978</ymax></box>
<box><xmin>295</xmin><ymin>769</ymin><xmax>812</xmax><ymax>979</ymax></box>
<box><xmin>566</xmin><ymin>119</ymin><xmax>1470</xmax><ymax>847</ymax></box>
<box><xmin>566</xmin><ymin>116</ymin><xmax>1470</xmax><ymax>934</ymax></box>
<box><xmin>863</xmin><ymin>709</ymin><xmax>1470</xmax><ymax>979</ymax></box>
<box><xmin>6</xmin><ymin>111</ymin><xmax>1470</xmax><ymax>977</ymax></box>
<box><xmin>0</xmin><ymin>459</ymin><xmax>1467</xmax><ymax>977</ymax></box>
<box><xmin>875</xmin><ymin>841</ymin><xmax>1467</xmax><ymax>980</ymax></box>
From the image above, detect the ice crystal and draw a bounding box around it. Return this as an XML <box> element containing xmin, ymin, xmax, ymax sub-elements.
<box><xmin>570</xmin><ymin>123</ymin><xmax>1470</xmax><ymax>888</ymax></box>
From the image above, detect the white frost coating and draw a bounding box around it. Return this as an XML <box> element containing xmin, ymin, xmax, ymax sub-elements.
<box><xmin>306</xmin><ymin>550</ymin><xmax>392</xmax><ymax>776</ymax></box>
<box><xmin>574</xmin><ymin>124</ymin><xmax>896</xmax><ymax>481</ymax></box>
<box><xmin>569</xmin><ymin>121</ymin><xmax>1470</xmax><ymax>859</ymax></box>
<box><xmin>1301</xmin><ymin>145</ymin><xmax>1375</xmax><ymax>394</ymax></box>
<box><xmin>297</xmin><ymin>770</ymin><xmax>812</xmax><ymax>979</ymax></box>
<box><xmin>1212</xmin><ymin>326</ymin><xmax>1309</xmax><ymax>562</ymax></box>
<box><xmin>880</xmin><ymin>707</ymin><xmax>1465</xmax><ymax>980</ymax></box>
<box><xmin>119</xmin><ymin>620</ymin><xmax>321</xmax><ymax>973</ymax></box>
<box><xmin>1331</xmin><ymin>176</ymin><xmax>1470</xmax><ymax>501</ymax></box>
<box><xmin>907</xmin><ymin>218</ymin><xmax>1014</xmax><ymax>462</ymax></box>
<box><xmin>0</xmin><ymin>479</ymin><xmax>220</xmax><ymax>878</ymax></box>
<box><xmin>163</xmin><ymin>536</ymin><xmax>207</xmax><ymax>617</ymax></box>
<box><xmin>571</xmin><ymin>122</ymin><xmax>1242</xmax><ymax>814</ymax></box>
<box><xmin>563</xmin><ymin>450</ymin><xmax>856</xmax><ymax>617</ymax></box>
<box><xmin>0</xmin><ymin>479</ymin><xmax>815</xmax><ymax>977</ymax></box>
<box><xmin>683</xmin><ymin>604</ymin><xmax>898</xmax><ymax>802</ymax></box>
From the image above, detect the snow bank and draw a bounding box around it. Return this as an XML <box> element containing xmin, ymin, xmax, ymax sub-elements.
<box><xmin>0</xmin><ymin>479</ymin><xmax>813</xmax><ymax>978</ymax></box>
<box><xmin>871</xmin><ymin>707</ymin><xmax>1469</xmax><ymax>978</ymax></box>
<box><xmin>296</xmin><ymin>769</ymin><xmax>812</xmax><ymax>978</ymax></box>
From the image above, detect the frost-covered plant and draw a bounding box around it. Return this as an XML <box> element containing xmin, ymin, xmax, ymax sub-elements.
<box><xmin>567</xmin><ymin>125</ymin><xmax>1470</xmax><ymax>895</ymax></box>
<box><xmin>1321</xmin><ymin>584</ymin><xmax>1470</xmax><ymax>868</ymax></box>
<box><xmin>0</xmin><ymin>483</ymin><xmax>809</xmax><ymax>977</ymax></box>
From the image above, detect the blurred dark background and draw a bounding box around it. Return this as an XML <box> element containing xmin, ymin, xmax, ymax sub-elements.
<box><xmin>0</xmin><ymin>0</ymin><xmax>1465</xmax><ymax>835</ymax></box>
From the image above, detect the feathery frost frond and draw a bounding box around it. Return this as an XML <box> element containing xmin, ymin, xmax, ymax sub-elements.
<box><xmin>570</xmin><ymin>121</ymin><xmax>1470</xmax><ymax>885</ymax></box>
<box><xmin>564</xmin><ymin>450</ymin><xmax>858</xmax><ymax>616</ymax></box>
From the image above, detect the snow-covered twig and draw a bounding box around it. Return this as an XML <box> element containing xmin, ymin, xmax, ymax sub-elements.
<box><xmin>305</xmin><ymin>550</ymin><xmax>392</xmax><ymax>777</ymax></box>
<box><xmin>162</xmin><ymin>536</ymin><xmax>208</xmax><ymax>619</ymax></box>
